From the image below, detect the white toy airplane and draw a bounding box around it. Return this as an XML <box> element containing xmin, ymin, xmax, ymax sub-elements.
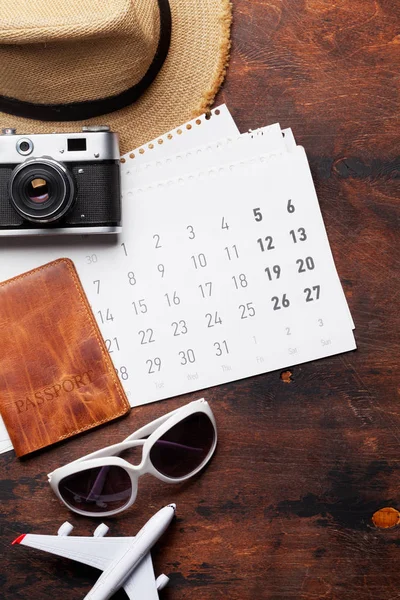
<box><xmin>12</xmin><ymin>504</ymin><xmax>175</xmax><ymax>600</ymax></box>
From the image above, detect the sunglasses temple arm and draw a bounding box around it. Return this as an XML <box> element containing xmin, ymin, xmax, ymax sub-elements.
<box><xmin>156</xmin><ymin>440</ymin><xmax>204</xmax><ymax>452</ymax></box>
<box><xmin>85</xmin><ymin>465</ymin><xmax>110</xmax><ymax>502</ymax></box>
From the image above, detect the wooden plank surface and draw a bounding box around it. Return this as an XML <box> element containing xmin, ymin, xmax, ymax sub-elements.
<box><xmin>1</xmin><ymin>1</ymin><xmax>399</xmax><ymax>598</ymax></box>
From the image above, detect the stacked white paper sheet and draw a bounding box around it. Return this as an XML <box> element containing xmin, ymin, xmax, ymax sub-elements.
<box><xmin>0</xmin><ymin>106</ymin><xmax>356</xmax><ymax>453</ymax></box>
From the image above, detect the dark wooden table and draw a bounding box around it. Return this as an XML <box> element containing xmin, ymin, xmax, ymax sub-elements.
<box><xmin>1</xmin><ymin>1</ymin><xmax>399</xmax><ymax>598</ymax></box>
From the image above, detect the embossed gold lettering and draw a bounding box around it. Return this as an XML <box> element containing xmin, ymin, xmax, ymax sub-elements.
<box><xmin>25</xmin><ymin>398</ymin><xmax>36</xmax><ymax>411</ymax></box>
<box><xmin>62</xmin><ymin>379</ymin><xmax>74</xmax><ymax>393</ymax></box>
<box><xmin>14</xmin><ymin>400</ymin><xmax>25</xmax><ymax>414</ymax></box>
<box><xmin>34</xmin><ymin>392</ymin><xmax>45</xmax><ymax>405</ymax></box>
<box><xmin>15</xmin><ymin>370</ymin><xmax>97</xmax><ymax>413</ymax></box>
<box><xmin>72</xmin><ymin>374</ymin><xmax>84</xmax><ymax>388</ymax></box>
<box><xmin>44</xmin><ymin>388</ymin><xmax>54</xmax><ymax>400</ymax></box>
<box><xmin>84</xmin><ymin>370</ymin><xmax>94</xmax><ymax>383</ymax></box>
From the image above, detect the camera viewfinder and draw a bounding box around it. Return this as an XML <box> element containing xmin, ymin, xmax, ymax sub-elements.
<box><xmin>67</xmin><ymin>138</ymin><xmax>87</xmax><ymax>152</ymax></box>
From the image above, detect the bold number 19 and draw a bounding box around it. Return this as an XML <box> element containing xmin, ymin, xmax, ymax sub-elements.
<box><xmin>265</xmin><ymin>265</ymin><xmax>281</xmax><ymax>280</ymax></box>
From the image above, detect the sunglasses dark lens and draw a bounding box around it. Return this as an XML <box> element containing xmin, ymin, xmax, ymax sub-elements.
<box><xmin>58</xmin><ymin>466</ymin><xmax>132</xmax><ymax>513</ymax></box>
<box><xmin>150</xmin><ymin>412</ymin><xmax>215</xmax><ymax>478</ymax></box>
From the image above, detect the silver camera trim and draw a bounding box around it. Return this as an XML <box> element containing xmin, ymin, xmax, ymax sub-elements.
<box><xmin>0</xmin><ymin>225</ymin><xmax>121</xmax><ymax>237</ymax></box>
<box><xmin>0</xmin><ymin>128</ymin><xmax>119</xmax><ymax>163</ymax></box>
<box><xmin>10</xmin><ymin>157</ymin><xmax>76</xmax><ymax>224</ymax></box>
<box><xmin>0</xmin><ymin>127</ymin><xmax>121</xmax><ymax>235</ymax></box>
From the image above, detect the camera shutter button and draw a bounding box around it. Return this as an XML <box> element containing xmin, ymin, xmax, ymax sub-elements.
<box><xmin>82</xmin><ymin>126</ymin><xmax>110</xmax><ymax>132</ymax></box>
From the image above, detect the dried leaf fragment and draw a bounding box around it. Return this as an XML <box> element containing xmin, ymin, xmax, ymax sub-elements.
<box><xmin>372</xmin><ymin>507</ymin><xmax>400</xmax><ymax>529</ymax></box>
<box><xmin>280</xmin><ymin>370</ymin><xmax>293</xmax><ymax>384</ymax></box>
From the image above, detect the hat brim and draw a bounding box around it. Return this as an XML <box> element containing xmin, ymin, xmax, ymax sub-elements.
<box><xmin>0</xmin><ymin>0</ymin><xmax>232</xmax><ymax>155</ymax></box>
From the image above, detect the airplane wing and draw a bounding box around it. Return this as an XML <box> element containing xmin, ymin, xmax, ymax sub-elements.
<box><xmin>123</xmin><ymin>553</ymin><xmax>159</xmax><ymax>600</ymax></box>
<box><xmin>13</xmin><ymin>533</ymin><xmax>134</xmax><ymax>571</ymax></box>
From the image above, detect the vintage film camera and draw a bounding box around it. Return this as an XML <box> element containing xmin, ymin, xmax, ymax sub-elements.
<box><xmin>0</xmin><ymin>126</ymin><xmax>121</xmax><ymax>236</ymax></box>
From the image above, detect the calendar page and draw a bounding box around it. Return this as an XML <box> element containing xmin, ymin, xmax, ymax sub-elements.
<box><xmin>122</xmin><ymin>123</ymin><xmax>287</xmax><ymax>189</ymax></box>
<box><xmin>0</xmin><ymin>106</ymin><xmax>239</xmax><ymax>454</ymax></box>
<box><xmin>120</xmin><ymin>104</ymin><xmax>239</xmax><ymax>166</ymax></box>
<box><xmin>116</xmin><ymin>147</ymin><xmax>356</xmax><ymax>402</ymax></box>
<box><xmin>123</xmin><ymin>125</ymin><xmax>354</xmax><ymax>330</ymax></box>
<box><xmin>0</xmin><ymin>115</ymin><xmax>356</xmax><ymax>453</ymax></box>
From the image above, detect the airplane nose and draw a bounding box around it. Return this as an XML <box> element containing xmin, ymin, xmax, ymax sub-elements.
<box><xmin>168</xmin><ymin>503</ymin><xmax>176</xmax><ymax>511</ymax></box>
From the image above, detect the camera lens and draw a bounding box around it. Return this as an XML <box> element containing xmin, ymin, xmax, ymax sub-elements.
<box><xmin>27</xmin><ymin>178</ymin><xmax>49</xmax><ymax>204</ymax></box>
<box><xmin>10</xmin><ymin>158</ymin><xmax>76</xmax><ymax>223</ymax></box>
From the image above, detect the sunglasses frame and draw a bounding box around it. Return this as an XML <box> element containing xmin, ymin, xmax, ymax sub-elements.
<box><xmin>48</xmin><ymin>399</ymin><xmax>217</xmax><ymax>517</ymax></box>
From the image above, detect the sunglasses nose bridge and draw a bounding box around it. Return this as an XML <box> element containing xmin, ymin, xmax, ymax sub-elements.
<box><xmin>133</xmin><ymin>452</ymin><xmax>152</xmax><ymax>477</ymax></box>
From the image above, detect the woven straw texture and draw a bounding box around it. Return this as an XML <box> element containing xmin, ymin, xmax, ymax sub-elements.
<box><xmin>0</xmin><ymin>0</ymin><xmax>137</xmax><ymax>43</ymax></box>
<box><xmin>1</xmin><ymin>0</ymin><xmax>159</xmax><ymax>103</ymax></box>
<box><xmin>0</xmin><ymin>0</ymin><xmax>232</xmax><ymax>153</ymax></box>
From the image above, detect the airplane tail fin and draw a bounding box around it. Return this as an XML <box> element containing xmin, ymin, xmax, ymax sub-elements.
<box><xmin>12</xmin><ymin>534</ymin><xmax>26</xmax><ymax>545</ymax></box>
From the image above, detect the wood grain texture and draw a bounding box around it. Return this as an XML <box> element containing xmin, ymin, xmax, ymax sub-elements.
<box><xmin>1</xmin><ymin>0</ymin><xmax>399</xmax><ymax>598</ymax></box>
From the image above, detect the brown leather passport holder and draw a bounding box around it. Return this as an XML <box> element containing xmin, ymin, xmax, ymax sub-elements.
<box><xmin>0</xmin><ymin>258</ymin><xmax>130</xmax><ymax>456</ymax></box>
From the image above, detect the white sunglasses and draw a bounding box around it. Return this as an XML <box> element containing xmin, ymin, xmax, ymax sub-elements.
<box><xmin>48</xmin><ymin>399</ymin><xmax>217</xmax><ymax>517</ymax></box>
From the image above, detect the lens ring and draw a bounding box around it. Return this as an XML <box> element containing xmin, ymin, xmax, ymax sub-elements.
<box><xmin>150</xmin><ymin>412</ymin><xmax>216</xmax><ymax>479</ymax></box>
<box><xmin>16</xmin><ymin>138</ymin><xmax>34</xmax><ymax>156</ymax></box>
<box><xmin>10</xmin><ymin>158</ymin><xmax>76</xmax><ymax>223</ymax></box>
<box><xmin>58</xmin><ymin>465</ymin><xmax>135</xmax><ymax>515</ymax></box>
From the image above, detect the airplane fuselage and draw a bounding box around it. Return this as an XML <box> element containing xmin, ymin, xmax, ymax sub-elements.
<box><xmin>84</xmin><ymin>542</ymin><xmax>146</xmax><ymax>600</ymax></box>
<box><xmin>84</xmin><ymin>504</ymin><xmax>175</xmax><ymax>600</ymax></box>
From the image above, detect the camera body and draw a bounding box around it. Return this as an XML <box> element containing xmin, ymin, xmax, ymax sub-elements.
<box><xmin>0</xmin><ymin>127</ymin><xmax>121</xmax><ymax>236</ymax></box>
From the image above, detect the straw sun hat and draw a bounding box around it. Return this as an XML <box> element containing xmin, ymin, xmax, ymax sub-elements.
<box><xmin>0</xmin><ymin>0</ymin><xmax>232</xmax><ymax>154</ymax></box>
